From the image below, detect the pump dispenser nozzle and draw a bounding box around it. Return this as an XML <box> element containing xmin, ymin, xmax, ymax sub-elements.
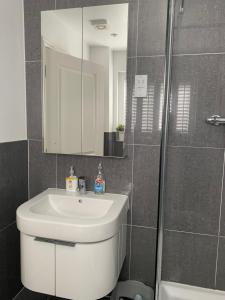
<box><xmin>98</xmin><ymin>162</ymin><xmax>103</xmax><ymax>174</ymax></box>
<box><xmin>94</xmin><ymin>162</ymin><xmax>105</xmax><ymax>194</ymax></box>
<box><xmin>69</xmin><ymin>166</ymin><xmax>75</xmax><ymax>176</ymax></box>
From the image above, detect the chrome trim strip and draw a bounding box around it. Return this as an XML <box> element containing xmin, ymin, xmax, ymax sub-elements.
<box><xmin>155</xmin><ymin>1</ymin><xmax>175</xmax><ymax>299</ymax></box>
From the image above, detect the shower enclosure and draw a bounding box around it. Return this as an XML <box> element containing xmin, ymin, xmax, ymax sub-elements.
<box><xmin>155</xmin><ymin>0</ymin><xmax>225</xmax><ymax>299</ymax></box>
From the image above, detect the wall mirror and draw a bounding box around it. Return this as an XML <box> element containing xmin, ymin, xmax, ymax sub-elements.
<box><xmin>41</xmin><ymin>3</ymin><xmax>128</xmax><ymax>157</ymax></box>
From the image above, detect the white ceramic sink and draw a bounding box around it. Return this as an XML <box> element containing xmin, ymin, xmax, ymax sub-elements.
<box><xmin>17</xmin><ymin>188</ymin><xmax>129</xmax><ymax>243</ymax></box>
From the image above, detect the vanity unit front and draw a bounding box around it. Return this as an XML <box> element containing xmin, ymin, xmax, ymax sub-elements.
<box><xmin>17</xmin><ymin>189</ymin><xmax>128</xmax><ymax>300</ymax></box>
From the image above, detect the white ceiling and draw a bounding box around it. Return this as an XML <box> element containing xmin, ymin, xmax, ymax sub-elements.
<box><xmin>53</xmin><ymin>4</ymin><xmax>128</xmax><ymax>50</ymax></box>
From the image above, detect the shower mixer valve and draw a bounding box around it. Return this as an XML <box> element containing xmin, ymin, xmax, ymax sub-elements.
<box><xmin>206</xmin><ymin>115</ymin><xmax>225</xmax><ymax>126</ymax></box>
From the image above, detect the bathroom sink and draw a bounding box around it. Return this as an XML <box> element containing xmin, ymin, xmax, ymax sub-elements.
<box><xmin>17</xmin><ymin>188</ymin><xmax>129</xmax><ymax>243</ymax></box>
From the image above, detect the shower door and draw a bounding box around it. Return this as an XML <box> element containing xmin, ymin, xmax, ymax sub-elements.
<box><xmin>157</xmin><ymin>0</ymin><xmax>225</xmax><ymax>297</ymax></box>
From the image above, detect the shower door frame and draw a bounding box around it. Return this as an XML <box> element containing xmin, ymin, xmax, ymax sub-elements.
<box><xmin>155</xmin><ymin>0</ymin><xmax>176</xmax><ymax>299</ymax></box>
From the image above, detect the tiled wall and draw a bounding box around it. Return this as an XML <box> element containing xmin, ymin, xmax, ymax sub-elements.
<box><xmin>0</xmin><ymin>141</ymin><xmax>28</xmax><ymax>299</ymax></box>
<box><xmin>162</xmin><ymin>0</ymin><xmax>225</xmax><ymax>291</ymax></box>
<box><xmin>16</xmin><ymin>0</ymin><xmax>167</xmax><ymax>299</ymax></box>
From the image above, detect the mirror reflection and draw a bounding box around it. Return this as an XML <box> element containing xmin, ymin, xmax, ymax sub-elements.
<box><xmin>41</xmin><ymin>4</ymin><xmax>128</xmax><ymax>157</ymax></box>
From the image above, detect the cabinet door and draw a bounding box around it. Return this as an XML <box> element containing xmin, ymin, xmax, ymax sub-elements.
<box><xmin>55</xmin><ymin>236</ymin><xmax>119</xmax><ymax>300</ymax></box>
<box><xmin>20</xmin><ymin>234</ymin><xmax>55</xmax><ymax>295</ymax></box>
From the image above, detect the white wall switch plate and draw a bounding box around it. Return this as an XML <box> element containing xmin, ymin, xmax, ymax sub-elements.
<box><xmin>134</xmin><ymin>75</ymin><xmax>148</xmax><ymax>97</ymax></box>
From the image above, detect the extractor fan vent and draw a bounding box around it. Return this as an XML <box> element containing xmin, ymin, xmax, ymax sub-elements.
<box><xmin>90</xmin><ymin>19</ymin><xmax>108</xmax><ymax>30</ymax></box>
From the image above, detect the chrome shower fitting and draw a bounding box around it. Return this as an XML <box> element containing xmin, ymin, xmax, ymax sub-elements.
<box><xmin>206</xmin><ymin>115</ymin><xmax>225</xmax><ymax>126</ymax></box>
<box><xmin>179</xmin><ymin>0</ymin><xmax>184</xmax><ymax>14</ymax></box>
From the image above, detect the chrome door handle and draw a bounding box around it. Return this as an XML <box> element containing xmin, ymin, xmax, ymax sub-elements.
<box><xmin>206</xmin><ymin>115</ymin><xmax>225</xmax><ymax>126</ymax></box>
<box><xmin>34</xmin><ymin>237</ymin><xmax>76</xmax><ymax>247</ymax></box>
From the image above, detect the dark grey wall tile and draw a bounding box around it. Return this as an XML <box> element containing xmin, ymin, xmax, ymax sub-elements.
<box><xmin>130</xmin><ymin>226</ymin><xmax>157</xmax><ymax>287</ymax></box>
<box><xmin>133</xmin><ymin>57</ymin><xmax>164</xmax><ymax>146</ymax></box>
<box><xmin>24</xmin><ymin>0</ymin><xmax>55</xmax><ymax>61</ymax></box>
<box><xmin>173</xmin><ymin>0</ymin><xmax>225</xmax><ymax>55</ymax></box>
<box><xmin>216</xmin><ymin>237</ymin><xmax>225</xmax><ymax>291</ymax></box>
<box><xmin>132</xmin><ymin>145</ymin><xmax>160</xmax><ymax>228</ymax></box>
<box><xmin>169</xmin><ymin>54</ymin><xmax>225</xmax><ymax>148</ymax></box>
<box><xmin>137</xmin><ymin>0</ymin><xmax>167</xmax><ymax>56</ymax></box>
<box><xmin>57</xmin><ymin>146</ymin><xmax>133</xmax><ymax>195</ymax></box>
<box><xmin>162</xmin><ymin>230</ymin><xmax>218</xmax><ymax>289</ymax></box>
<box><xmin>0</xmin><ymin>224</ymin><xmax>22</xmax><ymax>299</ymax></box>
<box><xmin>0</xmin><ymin>141</ymin><xmax>28</xmax><ymax>230</ymax></box>
<box><xmin>16</xmin><ymin>288</ymin><xmax>47</xmax><ymax>300</ymax></box>
<box><xmin>26</xmin><ymin>62</ymin><xmax>42</xmax><ymax>140</ymax></box>
<box><xmin>29</xmin><ymin>141</ymin><xmax>56</xmax><ymax>198</ymax></box>
<box><xmin>165</xmin><ymin>147</ymin><xmax>223</xmax><ymax>235</ymax></box>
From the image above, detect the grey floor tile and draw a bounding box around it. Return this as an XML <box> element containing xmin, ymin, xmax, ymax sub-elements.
<box><xmin>26</xmin><ymin>62</ymin><xmax>42</xmax><ymax>140</ymax></box>
<box><xmin>165</xmin><ymin>147</ymin><xmax>224</xmax><ymax>235</ymax></box>
<box><xmin>0</xmin><ymin>224</ymin><xmax>22</xmax><ymax>299</ymax></box>
<box><xmin>137</xmin><ymin>0</ymin><xmax>167</xmax><ymax>56</ymax></box>
<box><xmin>29</xmin><ymin>140</ymin><xmax>56</xmax><ymax>198</ymax></box>
<box><xmin>162</xmin><ymin>230</ymin><xmax>218</xmax><ymax>289</ymax></box>
<box><xmin>0</xmin><ymin>141</ymin><xmax>28</xmax><ymax>230</ymax></box>
<box><xmin>130</xmin><ymin>226</ymin><xmax>157</xmax><ymax>287</ymax></box>
<box><xmin>169</xmin><ymin>54</ymin><xmax>225</xmax><ymax>148</ymax></box>
<box><xmin>48</xmin><ymin>295</ymin><xmax>110</xmax><ymax>299</ymax></box>
<box><xmin>216</xmin><ymin>237</ymin><xmax>225</xmax><ymax>291</ymax></box>
<box><xmin>24</xmin><ymin>0</ymin><xmax>55</xmax><ymax>61</ymax></box>
<box><xmin>173</xmin><ymin>0</ymin><xmax>225</xmax><ymax>55</ymax></box>
<box><xmin>15</xmin><ymin>288</ymin><xmax>47</xmax><ymax>300</ymax></box>
<box><xmin>132</xmin><ymin>145</ymin><xmax>160</xmax><ymax>228</ymax></box>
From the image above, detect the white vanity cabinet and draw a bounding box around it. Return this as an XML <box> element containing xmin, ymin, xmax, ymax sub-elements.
<box><xmin>20</xmin><ymin>224</ymin><xmax>126</xmax><ymax>300</ymax></box>
<box><xmin>17</xmin><ymin>189</ymin><xmax>129</xmax><ymax>300</ymax></box>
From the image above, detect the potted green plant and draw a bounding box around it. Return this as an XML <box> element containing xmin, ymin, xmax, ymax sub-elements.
<box><xmin>116</xmin><ymin>124</ymin><xmax>125</xmax><ymax>142</ymax></box>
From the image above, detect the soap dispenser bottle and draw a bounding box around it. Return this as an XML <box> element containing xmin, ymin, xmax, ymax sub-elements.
<box><xmin>94</xmin><ymin>162</ymin><xmax>105</xmax><ymax>194</ymax></box>
<box><xmin>66</xmin><ymin>166</ymin><xmax>78</xmax><ymax>192</ymax></box>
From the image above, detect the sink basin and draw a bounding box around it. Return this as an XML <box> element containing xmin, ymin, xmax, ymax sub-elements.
<box><xmin>30</xmin><ymin>194</ymin><xmax>114</xmax><ymax>219</ymax></box>
<box><xmin>17</xmin><ymin>188</ymin><xmax>129</xmax><ymax>243</ymax></box>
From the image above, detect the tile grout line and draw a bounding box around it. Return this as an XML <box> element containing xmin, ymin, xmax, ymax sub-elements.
<box><xmin>28</xmin><ymin>139</ymin><xmax>30</xmax><ymax>199</ymax></box>
<box><xmin>11</xmin><ymin>287</ymin><xmax>24</xmax><ymax>300</ymax></box>
<box><xmin>0</xmin><ymin>221</ymin><xmax>16</xmax><ymax>234</ymax></box>
<box><xmin>214</xmin><ymin>149</ymin><xmax>225</xmax><ymax>288</ymax></box>
<box><xmin>169</xmin><ymin>145</ymin><xmax>225</xmax><ymax>150</ymax></box>
<box><xmin>164</xmin><ymin>228</ymin><xmax>218</xmax><ymax>238</ymax></box>
<box><xmin>128</xmin><ymin>52</ymin><xmax>225</xmax><ymax>59</ymax></box>
<box><xmin>127</xmin><ymin>143</ymin><xmax>160</xmax><ymax>147</ymax></box>
<box><xmin>127</xmin><ymin>145</ymin><xmax>225</xmax><ymax>151</ymax></box>
<box><xmin>173</xmin><ymin>52</ymin><xmax>225</xmax><ymax>57</ymax></box>
<box><xmin>28</xmin><ymin>138</ymin><xmax>42</xmax><ymax>142</ymax></box>
<box><xmin>25</xmin><ymin>60</ymin><xmax>41</xmax><ymax>63</ymax></box>
<box><xmin>131</xmin><ymin>224</ymin><xmax>157</xmax><ymax>230</ymax></box>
